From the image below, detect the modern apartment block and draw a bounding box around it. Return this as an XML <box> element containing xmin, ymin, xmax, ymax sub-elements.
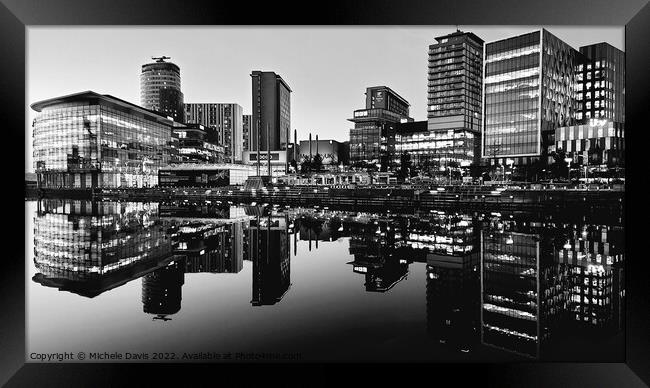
<box><xmin>427</xmin><ymin>30</ymin><xmax>483</xmax><ymax>168</ymax></box>
<box><xmin>184</xmin><ymin>103</ymin><xmax>244</xmax><ymax>163</ymax></box>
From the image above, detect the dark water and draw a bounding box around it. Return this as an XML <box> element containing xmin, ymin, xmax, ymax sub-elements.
<box><xmin>26</xmin><ymin>199</ymin><xmax>625</xmax><ymax>362</ymax></box>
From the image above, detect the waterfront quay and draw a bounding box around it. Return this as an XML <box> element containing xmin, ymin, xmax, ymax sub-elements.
<box><xmin>49</xmin><ymin>183</ymin><xmax>625</xmax><ymax>214</ymax></box>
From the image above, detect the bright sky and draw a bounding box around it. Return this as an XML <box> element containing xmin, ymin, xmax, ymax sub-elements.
<box><xmin>26</xmin><ymin>26</ymin><xmax>624</xmax><ymax>172</ymax></box>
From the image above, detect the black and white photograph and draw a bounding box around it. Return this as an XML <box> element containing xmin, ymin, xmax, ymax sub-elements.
<box><xmin>4</xmin><ymin>0</ymin><xmax>650</xmax><ymax>386</ymax></box>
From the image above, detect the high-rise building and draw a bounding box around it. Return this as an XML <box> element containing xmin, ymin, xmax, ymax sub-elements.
<box><xmin>348</xmin><ymin>86</ymin><xmax>412</xmax><ymax>170</ymax></box>
<box><xmin>184</xmin><ymin>103</ymin><xmax>244</xmax><ymax>163</ymax></box>
<box><xmin>31</xmin><ymin>91</ymin><xmax>174</xmax><ymax>189</ymax></box>
<box><xmin>555</xmin><ymin>43</ymin><xmax>625</xmax><ymax>169</ymax></box>
<box><xmin>140</xmin><ymin>56</ymin><xmax>185</xmax><ymax>123</ymax></box>
<box><xmin>249</xmin><ymin>71</ymin><xmax>292</xmax><ymax>152</ymax></box>
<box><xmin>244</xmin><ymin>71</ymin><xmax>292</xmax><ymax>175</ymax></box>
<box><xmin>242</xmin><ymin>114</ymin><xmax>252</xmax><ymax>152</ymax></box>
<box><xmin>428</xmin><ymin>32</ymin><xmax>483</xmax><ymax>134</ymax></box>
<box><xmin>482</xmin><ymin>29</ymin><xmax>582</xmax><ymax>172</ymax></box>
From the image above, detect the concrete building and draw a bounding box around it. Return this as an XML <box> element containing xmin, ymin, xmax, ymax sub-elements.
<box><xmin>244</xmin><ymin>71</ymin><xmax>292</xmax><ymax>176</ymax></box>
<box><xmin>298</xmin><ymin>138</ymin><xmax>345</xmax><ymax>169</ymax></box>
<box><xmin>184</xmin><ymin>103</ymin><xmax>244</xmax><ymax>163</ymax></box>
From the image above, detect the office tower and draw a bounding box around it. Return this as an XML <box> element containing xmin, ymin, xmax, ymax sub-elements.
<box><xmin>184</xmin><ymin>103</ymin><xmax>244</xmax><ymax>163</ymax></box>
<box><xmin>482</xmin><ymin>29</ymin><xmax>582</xmax><ymax>173</ymax></box>
<box><xmin>348</xmin><ymin>86</ymin><xmax>413</xmax><ymax>170</ymax></box>
<box><xmin>140</xmin><ymin>56</ymin><xmax>185</xmax><ymax>122</ymax></box>
<box><xmin>555</xmin><ymin>43</ymin><xmax>625</xmax><ymax>169</ymax></box>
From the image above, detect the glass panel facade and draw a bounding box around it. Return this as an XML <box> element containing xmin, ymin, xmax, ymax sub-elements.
<box><xmin>483</xmin><ymin>30</ymin><xmax>582</xmax><ymax>163</ymax></box>
<box><xmin>33</xmin><ymin>94</ymin><xmax>173</xmax><ymax>188</ymax></box>
<box><xmin>483</xmin><ymin>31</ymin><xmax>541</xmax><ymax>158</ymax></box>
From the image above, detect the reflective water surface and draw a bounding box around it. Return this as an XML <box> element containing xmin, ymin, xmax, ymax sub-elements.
<box><xmin>26</xmin><ymin>199</ymin><xmax>625</xmax><ymax>362</ymax></box>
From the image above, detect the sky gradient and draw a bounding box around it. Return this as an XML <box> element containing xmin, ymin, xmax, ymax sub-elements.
<box><xmin>26</xmin><ymin>26</ymin><xmax>624</xmax><ymax>172</ymax></box>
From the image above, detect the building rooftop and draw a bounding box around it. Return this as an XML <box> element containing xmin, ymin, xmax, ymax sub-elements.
<box><xmin>365</xmin><ymin>86</ymin><xmax>410</xmax><ymax>107</ymax></box>
<box><xmin>433</xmin><ymin>30</ymin><xmax>484</xmax><ymax>45</ymax></box>
<box><xmin>31</xmin><ymin>90</ymin><xmax>176</xmax><ymax>124</ymax></box>
<box><xmin>251</xmin><ymin>70</ymin><xmax>292</xmax><ymax>92</ymax></box>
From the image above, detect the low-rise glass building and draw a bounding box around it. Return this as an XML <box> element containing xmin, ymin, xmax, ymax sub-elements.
<box><xmin>32</xmin><ymin>91</ymin><xmax>174</xmax><ymax>188</ymax></box>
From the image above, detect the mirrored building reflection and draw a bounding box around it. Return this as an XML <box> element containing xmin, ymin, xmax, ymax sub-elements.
<box><xmin>159</xmin><ymin>202</ymin><xmax>247</xmax><ymax>274</ymax></box>
<box><xmin>142</xmin><ymin>259</ymin><xmax>185</xmax><ymax>321</ymax></box>
<box><xmin>248</xmin><ymin>207</ymin><xmax>291</xmax><ymax>306</ymax></box>
<box><xmin>479</xmin><ymin>215</ymin><xmax>625</xmax><ymax>359</ymax></box>
<box><xmin>346</xmin><ymin>216</ymin><xmax>410</xmax><ymax>293</ymax></box>
<box><xmin>423</xmin><ymin>213</ymin><xmax>481</xmax><ymax>352</ymax></box>
<box><xmin>32</xmin><ymin>199</ymin><xmax>175</xmax><ymax>298</ymax></box>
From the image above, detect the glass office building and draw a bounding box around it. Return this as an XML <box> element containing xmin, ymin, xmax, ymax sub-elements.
<box><xmin>348</xmin><ymin>86</ymin><xmax>412</xmax><ymax>170</ymax></box>
<box><xmin>32</xmin><ymin>91</ymin><xmax>174</xmax><ymax>188</ymax></box>
<box><xmin>393</xmin><ymin>121</ymin><xmax>477</xmax><ymax>173</ymax></box>
<box><xmin>483</xmin><ymin>30</ymin><xmax>581</xmax><ymax>168</ymax></box>
<box><xmin>555</xmin><ymin>42</ymin><xmax>625</xmax><ymax>169</ymax></box>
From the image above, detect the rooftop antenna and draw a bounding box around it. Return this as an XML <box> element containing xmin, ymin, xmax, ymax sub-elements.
<box><xmin>152</xmin><ymin>56</ymin><xmax>171</xmax><ymax>62</ymax></box>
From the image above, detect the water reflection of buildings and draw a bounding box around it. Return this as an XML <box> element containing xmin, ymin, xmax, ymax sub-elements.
<box><xmin>479</xmin><ymin>218</ymin><xmax>625</xmax><ymax>359</ymax></box>
<box><xmin>159</xmin><ymin>202</ymin><xmax>246</xmax><ymax>275</ymax></box>
<box><xmin>248</xmin><ymin>207</ymin><xmax>291</xmax><ymax>306</ymax></box>
<box><xmin>32</xmin><ymin>199</ymin><xmax>175</xmax><ymax>298</ymax></box>
<box><xmin>142</xmin><ymin>260</ymin><xmax>185</xmax><ymax>321</ymax></box>
<box><xmin>557</xmin><ymin>224</ymin><xmax>625</xmax><ymax>331</ymax></box>
<box><xmin>346</xmin><ymin>218</ymin><xmax>410</xmax><ymax>293</ymax></box>
<box><xmin>423</xmin><ymin>213</ymin><xmax>481</xmax><ymax>352</ymax></box>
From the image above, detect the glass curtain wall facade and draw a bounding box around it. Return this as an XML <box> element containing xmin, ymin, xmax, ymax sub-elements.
<box><xmin>483</xmin><ymin>30</ymin><xmax>581</xmax><ymax>169</ymax></box>
<box><xmin>349</xmin><ymin>87</ymin><xmax>412</xmax><ymax>170</ymax></box>
<box><xmin>32</xmin><ymin>199</ymin><xmax>172</xmax><ymax>296</ymax></box>
<box><xmin>481</xmin><ymin>231</ymin><xmax>541</xmax><ymax>358</ymax></box>
<box><xmin>555</xmin><ymin>43</ymin><xmax>625</xmax><ymax>169</ymax></box>
<box><xmin>32</xmin><ymin>92</ymin><xmax>173</xmax><ymax>189</ymax></box>
<box><xmin>394</xmin><ymin>123</ymin><xmax>477</xmax><ymax>173</ymax></box>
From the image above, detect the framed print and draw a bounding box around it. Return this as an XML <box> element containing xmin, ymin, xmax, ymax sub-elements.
<box><xmin>3</xmin><ymin>0</ymin><xmax>649</xmax><ymax>385</ymax></box>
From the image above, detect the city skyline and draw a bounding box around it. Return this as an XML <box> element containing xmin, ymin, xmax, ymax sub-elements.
<box><xmin>26</xmin><ymin>26</ymin><xmax>624</xmax><ymax>173</ymax></box>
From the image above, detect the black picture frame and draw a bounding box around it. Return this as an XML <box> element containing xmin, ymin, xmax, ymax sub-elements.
<box><xmin>3</xmin><ymin>0</ymin><xmax>648</xmax><ymax>385</ymax></box>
